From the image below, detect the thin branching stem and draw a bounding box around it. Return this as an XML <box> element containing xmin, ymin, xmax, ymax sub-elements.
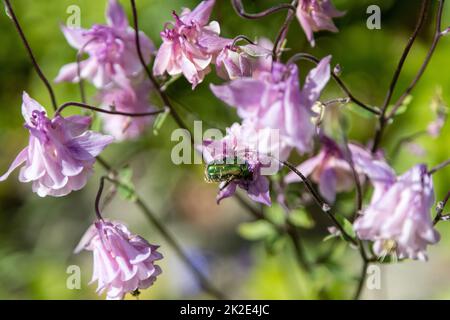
<box><xmin>4</xmin><ymin>0</ymin><xmax>58</xmax><ymax>110</ymax></box>
<box><xmin>55</xmin><ymin>101</ymin><xmax>167</xmax><ymax>118</ymax></box>
<box><xmin>429</xmin><ymin>158</ymin><xmax>450</xmax><ymax>175</ymax></box>
<box><xmin>353</xmin><ymin>260</ymin><xmax>368</xmax><ymax>300</ymax></box>
<box><xmin>434</xmin><ymin>191</ymin><xmax>450</xmax><ymax>224</ymax></box>
<box><xmin>231</xmin><ymin>0</ymin><xmax>295</xmax><ymax>20</ymax></box>
<box><xmin>287</xmin><ymin>53</ymin><xmax>380</xmax><ymax>115</ymax></box>
<box><xmin>372</xmin><ymin>0</ymin><xmax>445</xmax><ymax>152</ymax></box>
<box><xmin>273</xmin><ymin>0</ymin><xmax>299</xmax><ymax>60</ymax></box>
<box><xmin>129</xmin><ymin>0</ymin><xmax>192</xmax><ymax>142</ymax></box>
<box><xmin>95</xmin><ymin>163</ymin><xmax>226</xmax><ymax>300</ymax></box>
<box><xmin>388</xmin><ymin>0</ymin><xmax>447</xmax><ymax>119</ymax></box>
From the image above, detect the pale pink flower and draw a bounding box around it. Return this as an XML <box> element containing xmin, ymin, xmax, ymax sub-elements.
<box><xmin>286</xmin><ymin>140</ymin><xmax>397</xmax><ymax>204</ymax></box>
<box><xmin>98</xmin><ymin>80</ymin><xmax>155</xmax><ymax>141</ymax></box>
<box><xmin>354</xmin><ymin>164</ymin><xmax>440</xmax><ymax>261</ymax></box>
<box><xmin>55</xmin><ymin>0</ymin><xmax>154</xmax><ymax>88</ymax></box>
<box><xmin>285</xmin><ymin>136</ymin><xmax>363</xmax><ymax>203</ymax></box>
<box><xmin>211</xmin><ymin>56</ymin><xmax>331</xmax><ymax>154</ymax></box>
<box><xmin>153</xmin><ymin>0</ymin><xmax>231</xmax><ymax>88</ymax></box>
<box><xmin>0</xmin><ymin>92</ymin><xmax>113</xmax><ymax>197</ymax></box>
<box><xmin>296</xmin><ymin>0</ymin><xmax>345</xmax><ymax>46</ymax></box>
<box><xmin>75</xmin><ymin>220</ymin><xmax>163</xmax><ymax>300</ymax></box>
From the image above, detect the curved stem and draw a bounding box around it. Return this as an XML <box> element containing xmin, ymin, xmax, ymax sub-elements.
<box><xmin>340</xmin><ymin>128</ymin><xmax>363</xmax><ymax>217</ymax></box>
<box><xmin>434</xmin><ymin>191</ymin><xmax>450</xmax><ymax>224</ymax></box>
<box><xmin>429</xmin><ymin>158</ymin><xmax>450</xmax><ymax>175</ymax></box>
<box><xmin>231</xmin><ymin>0</ymin><xmax>295</xmax><ymax>20</ymax></box>
<box><xmin>388</xmin><ymin>0</ymin><xmax>446</xmax><ymax>119</ymax></box>
<box><xmin>76</xmin><ymin>39</ymin><xmax>95</xmax><ymax>104</ymax></box>
<box><xmin>4</xmin><ymin>0</ymin><xmax>58</xmax><ymax>110</ymax></box>
<box><xmin>287</xmin><ymin>53</ymin><xmax>380</xmax><ymax>115</ymax></box>
<box><xmin>281</xmin><ymin>160</ymin><xmax>357</xmax><ymax>245</ymax></box>
<box><xmin>380</xmin><ymin>0</ymin><xmax>431</xmax><ymax>116</ymax></box>
<box><xmin>94</xmin><ymin>177</ymin><xmax>109</xmax><ymax>221</ymax></box>
<box><xmin>231</xmin><ymin>35</ymin><xmax>256</xmax><ymax>47</ymax></box>
<box><xmin>130</xmin><ymin>0</ymin><xmax>192</xmax><ymax>142</ymax></box>
<box><xmin>353</xmin><ymin>260</ymin><xmax>369</xmax><ymax>300</ymax></box>
<box><xmin>372</xmin><ymin>0</ymin><xmax>439</xmax><ymax>152</ymax></box>
<box><xmin>95</xmin><ymin>161</ymin><xmax>226</xmax><ymax>300</ymax></box>
<box><xmin>273</xmin><ymin>0</ymin><xmax>299</xmax><ymax>61</ymax></box>
<box><xmin>55</xmin><ymin>101</ymin><xmax>167</xmax><ymax>118</ymax></box>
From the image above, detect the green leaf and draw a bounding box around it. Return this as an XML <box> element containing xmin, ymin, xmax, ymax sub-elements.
<box><xmin>153</xmin><ymin>108</ymin><xmax>170</xmax><ymax>136</ymax></box>
<box><xmin>391</xmin><ymin>95</ymin><xmax>413</xmax><ymax>117</ymax></box>
<box><xmin>237</xmin><ymin>220</ymin><xmax>277</xmax><ymax>241</ymax></box>
<box><xmin>335</xmin><ymin>215</ymin><xmax>356</xmax><ymax>240</ymax></box>
<box><xmin>288</xmin><ymin>209</ymin><xmax>315</xmax><ymax>229</ymax></box>
<box><xmin>117</xmin><ymin>166</ymin><xmax>136</xmax><ymax>201</ymax></box>
<box><xmin>265</xmin><ymin>204</ymin><xmax>286</xmax><ymax>226</ymax></box>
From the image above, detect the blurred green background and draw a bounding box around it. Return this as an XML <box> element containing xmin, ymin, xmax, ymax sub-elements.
<box><xmin>0</xmin><ymin>0</ymin><xmax>449</xmax><ymax>300</ymax></box>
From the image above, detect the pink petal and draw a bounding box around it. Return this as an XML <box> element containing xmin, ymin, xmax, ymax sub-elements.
<box><xmin>183</xmin><ymin>0</ymin><xmax>216</xmax><ymax>26</ymax></box>
<box><xmin>0</xmin><ymin>147</ymin><xmax>28</xmax><ymax>181</ymax></box>
<box><xmin>21</xmin><ymin>92</ymin><xmax>46</xmax><ymax>125</ymax></box>
<box><xmin>106</xmin><ymin>0</ymin><xmax>128</xmax><ymax>29</ymax></box>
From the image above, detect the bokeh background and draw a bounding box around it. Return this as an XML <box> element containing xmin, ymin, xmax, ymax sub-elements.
<box><xmin>0</xmin><ymin>0</ymin><xmax>449</xmax><ymax>299</ymax></box>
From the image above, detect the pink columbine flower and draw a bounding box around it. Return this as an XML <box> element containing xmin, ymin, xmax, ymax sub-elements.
<box><xmin>153</xmin><ymin>0</ymin><xmax>231</xmax><ymax>88</ymax></box>
<box><xmin>284</xmin><ymin>136</ymin><xmax>364</xmax><ymax>203</ymax></box>
<box><xmin>286</xmin><ymin>139</ymin><xmax>396</xmax><ymax>204</ymax></box>
<box><xmin>354</xmin><ymin>164</ymin><xmax>440</xmax><ymax>261</ymax></box>
<box><xmin>202</xmin><ymin>121</ymin><xmax>289</xmax><ymax>206</ymax></box>
<box><xmin>0</xmin><ymin>93</ymin><xmax>113</xmax><ymax>197</ymax></box>
<box><xmin>75</xmin><ymin>220</ymin><xmax>163</xmax><ymax>300</ymax></box>
<box><xmin>296</xmin><ymin>0</ymin><xmax>345</xmax><ymax>46</ymax></box>
<box><xmin>211</xmin><ymin>56</ymin><xmax>331</xmax><ymax>154</ymax></box>
<box><xmin>98</xmin><ymin>80</ymin><xmax>155</xmax><ymax>141</ymax></box>
<box><xmin>55</xmin><ymin>0</ymin><xmax>154</xmax><ymax>88</ymax></box>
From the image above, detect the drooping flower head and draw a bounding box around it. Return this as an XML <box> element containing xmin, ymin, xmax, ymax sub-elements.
<box><xmin>75</xmin><ymin>219</ymin><xmax>163</xmax><ymax>300</ymax></box>
<box><xmin>98</xmin><ymin>80</ymin><xmax>155</xmax><ymax>141</ymax></box>
<box><xmin>354</xmin><ymin>164</ymin><xmax>440</xmax><ymax>261</ymax></box>
<box><xmin>296</xmin><ymin>0</ymin><xmax>345</xmax><ymax>46</ymax></box>
<box><xmin>211</xmin><ymin>56</ymin><xmax>331</xmax><ymax>154</ymax></box>
<box><xmin>55</xmin><ymin>0</ymin><xmax>154</xmax><ymax>88</ymax></box>
<box><xmin>202</xmin><ymin>121</ymin><xmax>290</xmax><ymax>206</ymax></box>
<box><xmin>153</xmin><ymin>0</ymin><xmax>231</xmax><ymax>88</ymax></box>
<box><xmin>285</xmin><ymin>136</ymin><xmax>364</xmax><ymax>203</ymax></box>
<box><xmin>215</xmin><ymin>41</ymin><xmax>273</xmax><ymax>80</ymax></box>
<box><xmin>0</xmin><ymin>93</ymin><xmax>113</xmax><ymax>197</ymax></box>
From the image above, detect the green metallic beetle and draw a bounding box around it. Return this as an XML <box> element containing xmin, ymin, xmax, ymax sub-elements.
<box><xmin>204</xmin><ymin>157</ymin><xmax>253</xmax><ymax>185</ymax></box>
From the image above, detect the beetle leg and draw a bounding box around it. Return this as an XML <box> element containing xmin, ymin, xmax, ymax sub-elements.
<box><xmin>220</xmin><ymin>177</ymin><xmax>236</xmax><ymax>191</ymax></box>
